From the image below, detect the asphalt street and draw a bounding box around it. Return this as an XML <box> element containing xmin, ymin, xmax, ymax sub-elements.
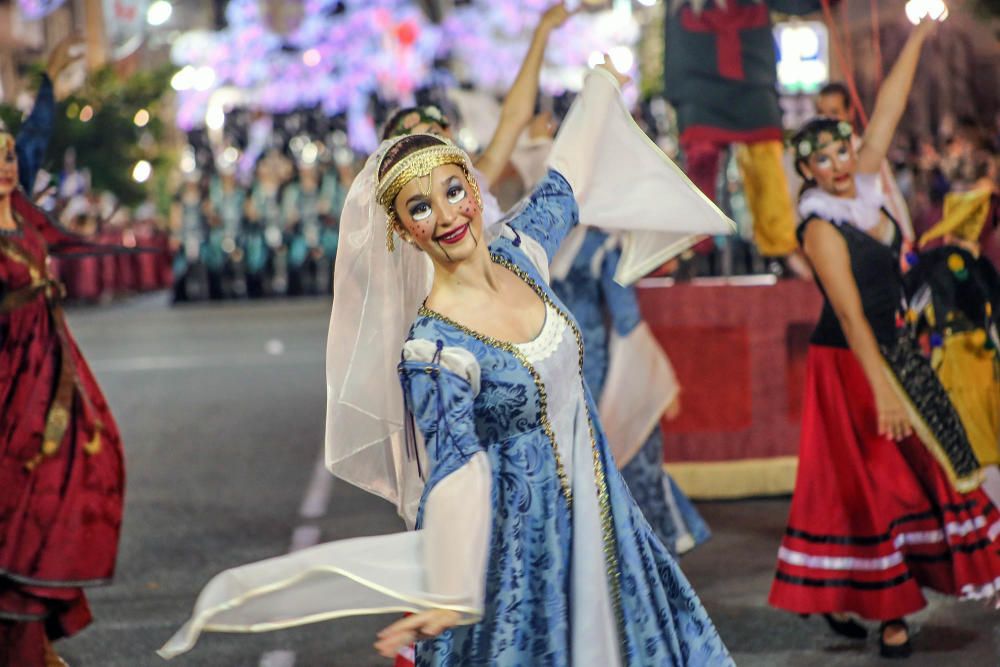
<box><xmin>56</xmin><ymin>297</ymin><xmax>999</xmax><ymax>667</ymax></box>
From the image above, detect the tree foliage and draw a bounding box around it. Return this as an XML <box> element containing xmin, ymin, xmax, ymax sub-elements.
<box><xmin>1</xmin><ymin>65</ymin><xmax>174</xmax><ymax>207</ymax></box>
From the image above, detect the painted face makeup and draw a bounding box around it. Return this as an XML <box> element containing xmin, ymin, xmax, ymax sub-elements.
<box><xmin>0</xmin><ymin>134</ymin><xmax>18</xmax><ymax>197</ymax></box>
<box><xmin>803</xmin><ymin>132</ymin><xmax>857</xmax><ymax>198</ymax></box>
<box><xmin>394</xmin><ymin>164</ymin><xmax>483</xmax><ymax>265</ymax></box>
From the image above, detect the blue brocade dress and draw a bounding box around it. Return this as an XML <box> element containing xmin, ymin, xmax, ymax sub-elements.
<box><xmin>159</xmin><ymin>67</ymin><xmax>737</xmax><ymax>667</ymax></box>
<box><xmin>401</xmin><ymin>171</ymin><xmax>731</xmax><ymax>666</ymax></box>
<box><xmin>551</xmin><ymin>229</ymin><xmax>711</xmax><ymax>556</ymax></box>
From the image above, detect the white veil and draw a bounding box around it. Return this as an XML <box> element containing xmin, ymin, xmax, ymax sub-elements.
<box><xmin>326</xmin><ymin>67</ymin><xmax>733</xmax><ymax>525</ymax></box>
<box><xmin>324</xmin><ymin>141</ymin><xmax>501</xmax><ymax>524</ymax></box>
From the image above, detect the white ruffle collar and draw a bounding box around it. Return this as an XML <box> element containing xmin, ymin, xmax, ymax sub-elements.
<box><xmin>798</xmin><ymin>173</ymin><xmax>884</xmax><ymax>231</ymax></box>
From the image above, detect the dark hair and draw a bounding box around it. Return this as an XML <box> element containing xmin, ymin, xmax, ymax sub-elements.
<box><xmin>818</xmin><ymin>82</ymin><xmax>851</xmax><ymax>111</ymax></box>
<box><xmin>377</xmin><ymin>134</ymin><xmax>448</xmax><ymax>182</ymax></box>
<box><xmin>381</xmin><ymin>106</ymin><xmax>451</xmax><ymax>142</ymax></box>
<box><xmin>790</xmin><ymin>117</ymin><xmax>853</xmax><ymax>174</ymax></box>
<box><xmin>790</xmin><ymin>116</ymin><xmax>854</xmax><ymax>198</ymax></box>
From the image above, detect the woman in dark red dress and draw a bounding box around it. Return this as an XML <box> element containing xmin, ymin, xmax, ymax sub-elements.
<box><xmin>769</xmin><ymin>17</ymin><xmax>1000</xmax><ymax>659</ymax></box>
<box><xmin>0</xmin><ymin>131</ymin><xmax>125</xmax><ymax>666</ymax></box>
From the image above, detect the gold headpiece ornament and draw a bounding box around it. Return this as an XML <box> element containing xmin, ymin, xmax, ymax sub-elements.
<box><xmin>375</xmin><ymin>135</ymin><xmax>481</xmax><ymax>252</ymax></box>
<box><xmin>0</xmin><ymin>131</ymin><xmax>14</xmax><ymax>162</ymax></box>
<box><xmin>919</xmin><ymin>187</ymin><xmax>994</xmax><ymax>247</ymax></box>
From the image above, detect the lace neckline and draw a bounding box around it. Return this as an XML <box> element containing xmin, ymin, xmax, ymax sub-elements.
<box><xmin>419</xmin><ymin>253</ymin><xmax>549</xmax><ymax>347</ymax></box>
<box><xmin>514</xmin><ymin>303</ymin><xmax>567</xmax><ymax>362</ymax></box>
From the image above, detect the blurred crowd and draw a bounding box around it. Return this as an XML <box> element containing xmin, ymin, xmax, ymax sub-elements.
<box><xmin>169</xmin><ymin>131</ymin><xmax>351</xmax><ymax>302</ymax></box>
<box><xmin>904</xmin><ymin>113</ymin><xmax>1000</xmax><ymax>239</ymax></box>
<box><xmin>30</xmin><ymin>150</ymin><xmax>172</xmax><ymax>302</ymax></box>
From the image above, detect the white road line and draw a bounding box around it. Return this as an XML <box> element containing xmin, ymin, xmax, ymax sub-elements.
<box><xmin>299</xmin><ymin>456</ymin><xmax>334</xmax><ymax>519</ymax></box>
<box><xmin>259</xmin><ymin>649</ymin><xmax>296</xmax><ymax>667</ymax></box>
<box><xmin>259</xmin><ymin>452</ymin><xmax>335</xmax><ymax>663</ymax></box>
<box><xmin>89</xmin><ymin>352</ymin><xmax>316</xmax><ymax>372</ymax></box>
<box><xmin>290</xmin><ymin>525</ymin><xmax>321</xmax><ymax>552</ymax></box>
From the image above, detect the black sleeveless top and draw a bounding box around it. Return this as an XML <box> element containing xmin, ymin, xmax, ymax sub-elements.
<box><xmin>797</xmin><ymin>212</ymin><xmax>903</xmax><ymax>349</ymax></box>
<box><xmin>798</xmin><ymin>204</ymin><xmax>982</xmax><ymax>486</ymax></box>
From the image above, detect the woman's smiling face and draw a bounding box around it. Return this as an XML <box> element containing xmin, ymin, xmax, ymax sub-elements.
<box><xmin>393</xmin><ymin>163</ymin><xmax>483</xmax><ymax>264</ymax></box>
<box><xmin>801</xmin><ymin>131</ymin><xmax>858</xmax><ymax>197</ymax></box>
<box><xmin>0</xmin><ymin>135</ymin><xmax>17</xmax><ymax>197</ymax></box>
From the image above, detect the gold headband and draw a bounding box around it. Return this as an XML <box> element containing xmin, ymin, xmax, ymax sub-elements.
<box><xmin>0</xmin><ymin>133</ymin><xmax>14</xmax><ymax>160</ymax></box>
<box><xmin>375</xmin><ymin>140</ymin><xmax>481</xmax><ymax>251</ymax></box>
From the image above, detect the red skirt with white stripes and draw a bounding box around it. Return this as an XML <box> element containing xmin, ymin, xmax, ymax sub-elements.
<box><xmin>769</xmin><ymin>345</ymin><xmax>1000</xmax><ymax>621</ymax></box>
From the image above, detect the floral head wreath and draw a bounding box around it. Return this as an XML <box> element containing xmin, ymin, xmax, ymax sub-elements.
<box><xmin>0</xmin><ymin>126</ymin><xmax>14</xmax><ymax>160</ymax></box>
<box><xmin>384</xmin><ymin>105</ymin><xmax>451</xmax><ymax>141</ymax></box>
<box><xmin>375</xmin><ymin>134</ymin><xmax>481</xmax><ymax>252</ymax></box>
<box><xmin>793</xmin><ymin>119</ymin><xmax>854</xmax><ymax>161</ymax></box>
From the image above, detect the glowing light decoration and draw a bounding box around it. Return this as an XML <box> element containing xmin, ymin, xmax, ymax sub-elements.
<box><xmin>17</xmin><ymin>0</ymin><xmax>67</xmax><ymax>21</ymax></box>
<box><xmin>171</xmin><ymin>65</ymin><xmax>197</xmax><ymax>91</ymax></box>
<box><xmin>442</xmin><ymin>1</ymin><xmax>639</xmax><ymax>97</ymax></box>
<box><xmin>132</xmin><ymin>160</ymin><xmax>152</xmax><ymax>183</ymax></box>
<box><xmin>302</xmin><ymin>48</ymin><xmax>321</xmax><ymax>67</ymax></box>
<box><xmin>905</xmin><ymin>0</ymin><xmax>949</xmax><ymax>25</ymax></box>
<box><xmin>169</xmin><ymin>0</ymin><xmax>638</xmax><ymax>148</ymax></box>
<box><xmin>206</xmin><ymin>105</ymin><xmax>226</xmax><ymax>130</ymax></box>
<box><xmin>147</xmin><ymin>0</ymin><xmax>173</xmax><ymax>26</ymax></box>
<box><xmin>774</xmin><ymin>21</ymin><xmax>829</xmax><ymax>95</ymax></box>
<box><xmin>170</xmin><ymin>0</ymin><xmax>442</xmax><ymax>149</ymax></box>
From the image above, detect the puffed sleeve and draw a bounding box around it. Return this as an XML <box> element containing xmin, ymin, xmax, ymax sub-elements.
<box><xmin>399</xmin><ymin>339</ymin><xmax>491</xmax><ymax>618</ymax></box>
<box><xmin>506</xmin><ymin>169</ymin><xmax>579</xmax><ymax>263</ymax></box>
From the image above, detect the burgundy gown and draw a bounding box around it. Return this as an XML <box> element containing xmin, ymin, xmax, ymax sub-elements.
<box><xmin>0</xmin><ymin>190</ymin><xmax>124</xmax><ymax>665</ymax></box>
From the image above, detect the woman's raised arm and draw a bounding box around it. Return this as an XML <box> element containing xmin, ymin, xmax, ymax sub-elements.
<box><xmin>858</xmin><ymin>19</ymin><xmax>936</xmax><ymax>174</ymax></box>
<box><xmin>475</xmin><ymin>3</ymin><xmax>573</xmax><ymax>187</ymax></box>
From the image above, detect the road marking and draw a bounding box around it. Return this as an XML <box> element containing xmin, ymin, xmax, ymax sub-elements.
<box><xmin>260</xmin><ymin>454</ymin><xmax>334</xmax><ymax>662</ymax></box>
<box><xmin>89</xmin><ymin>352</ymin><xmax>316</xmax><ymax>372</ymax></box>
<box><xmin>299</xmin><ymin>455</ymin><xmax>334</xmax><ymax>519</ymax></box>
<box><xmin>290</xmin><ymin>525</ymin><xmax>321</xmax><ymax>552</ymax></box>
<box><xmin>259</xmin><ymin>649</ymin><xmax>296</xmax><ymax>667</ymax></box>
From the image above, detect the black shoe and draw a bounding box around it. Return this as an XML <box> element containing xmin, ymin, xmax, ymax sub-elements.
<box><xmin>879</xmin><ymin>619</ymin><xmax>913</xmax><ymax>659</ymax></box>
<box><xmin>820</xmin><ymin>613</ymin><xmax>868</xmax><ymax>639</ymax></box>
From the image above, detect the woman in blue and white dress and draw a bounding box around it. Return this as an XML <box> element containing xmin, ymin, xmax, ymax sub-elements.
<box><xmin>160</xmin><ymin>62</ymin><xmax>734</xmax><ymax>666</ymax></box>
<box><xmin>551</xmin><ymin>229</ymin><xmax>710</xmax><ymax>554</ymax></box>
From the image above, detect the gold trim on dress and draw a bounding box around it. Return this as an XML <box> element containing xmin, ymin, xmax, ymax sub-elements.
<box><xmin>665</xmin><ymin>456</ymin><xmax>799</xmax><ymax>499</ymax></box>
<box><xmin>0</xmin><ymin>222</ymin><xmax>104</xmax><ymax>470</ymax></box>
<box><xmin>881</xmin><ymin>363</ymin><xmax>984</xmax><ymax>493</ymax></box>
<box><xmin>417</xmin><ymin>255</ymin><xmax>573</xmax><ymax>507</ymax></box>
<box><xmin>419</xmin><ymin>249</ymin><xmax>628</xmax><ymax>654</ymax></box>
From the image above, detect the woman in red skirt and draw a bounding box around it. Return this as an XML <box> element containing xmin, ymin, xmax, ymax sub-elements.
<box><xmin>0</xmin><ymin>131</ymin><xmax>125</xmax><ymax>666</ymax></box>
<box><xmin>769</xmin><ymin>16</ymin><xmax>1000</xmax><ymax>659</ymax></box>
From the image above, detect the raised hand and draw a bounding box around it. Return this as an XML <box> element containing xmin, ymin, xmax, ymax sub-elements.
<box><xmin>539</xmin><ymin>2</ymin><xmax>575</xmax><ymax>32</ymax></box>
<box><xmin>45</xmin><ymin>33</ymin><xmax>83</xmax><ymax>81</ymax></box>
<box><xmin>596</xmin><ymin>54</ymin><xmax>630</xmax><ymax>87</ymax></box>
<box><xmin>905</xmin><ymin>0</ymin><xmax>949</xmax><ymax>26</ymax></box>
